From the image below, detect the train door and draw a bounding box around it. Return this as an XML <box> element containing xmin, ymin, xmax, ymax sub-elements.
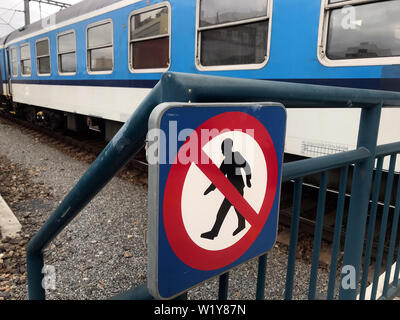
<box><xmin>5</xmin><ymin>48</ymin><xmax>12</xmax><ymax>96</ymax></box>
<box><xmin>0</xmin><ymin>51</ymin><xmax>3</xmax><ymax>96</ymax></box>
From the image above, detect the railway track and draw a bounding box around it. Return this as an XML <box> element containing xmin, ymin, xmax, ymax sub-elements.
<box><xmin>0</xmin><ymin>108</ymin><xmax>148</xmax><ymax>185</ymax></box>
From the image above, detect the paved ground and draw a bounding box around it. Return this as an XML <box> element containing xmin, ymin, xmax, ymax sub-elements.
<box><xmin>0</xmin><ymin>118</ymin><xmax>335</xmax><ymax>300</ymax></box>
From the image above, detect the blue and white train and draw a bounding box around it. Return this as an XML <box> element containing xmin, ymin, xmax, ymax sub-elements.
<box><xmin>0</xmin><ymin>0</ymin><xmax>400</xmax><ymax>159</ymax></box>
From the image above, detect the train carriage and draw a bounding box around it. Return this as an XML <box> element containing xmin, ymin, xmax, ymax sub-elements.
<box><xmin>0</xmin><ymin>0</ymin><xmax>400</xmax><ymax>163</ymax></box>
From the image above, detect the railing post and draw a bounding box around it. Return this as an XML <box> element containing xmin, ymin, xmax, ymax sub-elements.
<box><xmin>339</xmin><ymin>104</ymin><xmax>382</xmax><ymax>300</ymax></box>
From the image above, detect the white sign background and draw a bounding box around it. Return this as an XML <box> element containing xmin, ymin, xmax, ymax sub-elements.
<box><xmin>181</xmin><ymin>131</ymin><xmax>268</xmax><ymax>251</ymax></box>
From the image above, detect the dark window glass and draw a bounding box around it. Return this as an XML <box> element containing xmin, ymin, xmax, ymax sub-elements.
<box><xmin>131</xmin><ymin>37</ymin><xmax>169</xmax><ymax>69</ymax></box>
<box><xmin>326</xmin><ymin>0</ymin><xmax>400</xmax><ymax>60</ymax></box>
<box><xmin>89</xmin><ymin>47</ymin><xmax>113</xmax><ymax>71</ymax></box>
<box><xmin>200</xmin><ymin>0</ymin><xmax>268</xmax><ymax>27</ymax></box>
<box><xmin>131</xmin><ymin>7</ymin><xmax>169</xmax><ymax>40</ymax></box>
<box><xmin>88</xmin><ymin>23</ymin><xmax>112</xmax><ymax>48</ymax></box>
<box><xmin>38</xmin><ymin>57</ymin><xmax>51</xmax><ymax>74</ymax></box>
<box><xmin>36</xmin><ymin>39</ymin><xmax>49</xmax><ymax>57</ymax></box>
<box><xmin>200</xmin><ymin>21</ymin><xmax>268</xmax><ymax>66</ymax></box>
<box><xmin>59</xmin><ymin>52</ymin><xmax>76</xmax><ymax>73</ymax></box>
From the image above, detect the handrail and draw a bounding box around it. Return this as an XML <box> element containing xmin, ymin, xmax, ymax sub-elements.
<box><xmin>282</xmin><ymin>147</ymin><xmax>370</xmax><ymax>182</ymax></box>
<box><xmin>26</xmin><ymin>72</ymin><xmax>400</xmax><ymax>300</ymax></box>
<box><xmin>376</xmin><ymin>142</ymin><xmax>400</xmax><ymax>158</ymax></box>
<box><xmin>161</xmin><ymin>73</ymin><xmax>400</xmax><ymax>108</ymax></box>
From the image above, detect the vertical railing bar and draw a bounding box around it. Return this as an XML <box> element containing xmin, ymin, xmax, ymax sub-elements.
<box><xmin>284</xmin><ymin>178</ymin><xmax>303</xmax><ymax>300</ymax></box>
<box><xmin>371</xmin><ymin>154</ymin><xmax>397</xmax><ymax>300</ymax></box>
<box><xmin>308</xmin><ymin>171</ymin><xmax>329</xmax><ymax>300</ymax></box>
<box><xmin>359</xmin><ymin>157</ymin><xmax>384</xmax><ymax>300</ymax></box>
<box><xmin>218</xmin><ymin>272</ymin><xmax>229</xmax><ymax>300</ymax></box>
<box><xmin>339</xmin><ymin>104</ymin><xmax>381</xmax><ymax>300</ymax></box>
<box><xmin>256</xmin><ymin>254</ymin><xmax>268</xmax><ymax>300</ymax></box>
<box><xmin>383</xmin><ymin>155</ymin><xmax>400</xmax><ymax>296</ymax></box>
<box><xmin>327</xmin><ymin>165</ymin><xmax>349</xmax><ymax>300</ymax></box>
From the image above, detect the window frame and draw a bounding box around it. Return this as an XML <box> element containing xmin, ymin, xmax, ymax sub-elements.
<box><xmin>195</xmin><ymin>0</ymin><xmax>273</xmax><ymax>71</ymax></box>
<box><xmin>19</xmin><ymin>43</ymin><xmax>31</xmax><ymax>77</ymax></box>
<box><xmin>318</xmin><ymin>0</ymin><xmax>400</xmax><ymax>67</ymax></box>
<box><xmin>57</xmin><ymin>29</ymin><xmax>77</xmax><ymax>76</ymax></box>
<box><xmin>128</xmin><ymin>1</ymin><xmax>172</xmax><ymax>73</ymax></box>
<box><xmin>35</xmin><ymin>37</ymin><xmax>51</xmax><ymax>76</ymax></box>
<box><xmin>10</xmin><ymin>46</ymin><xmax>18</xmax><ymax>77</ymax></box>
<box><xmin>86</xmin><ymin>19</ymin><xmax>114</xmax><ymax>75</ymax></box>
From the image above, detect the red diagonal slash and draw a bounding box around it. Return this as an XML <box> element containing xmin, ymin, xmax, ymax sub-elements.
<box><xmin>195</xmin><ymin>150</ymin><xmax>259</xmax><ymax>226</ymax></box>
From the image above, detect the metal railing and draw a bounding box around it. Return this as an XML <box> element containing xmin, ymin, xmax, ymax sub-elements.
<box><xmin>26</xmin><ymin>72</ymin><xmax>400</xmax><ymax>300</ymax></box>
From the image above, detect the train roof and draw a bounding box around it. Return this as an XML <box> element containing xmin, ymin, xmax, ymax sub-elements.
<box><xmin>0</xmin><ymin>36</ymin><xmax>6</xmax><ymax>47</ymax></box>
<box><xmin>4</xmin><ymin>0</ymin><xmax>124</xmax><ymax>45</ymax></box>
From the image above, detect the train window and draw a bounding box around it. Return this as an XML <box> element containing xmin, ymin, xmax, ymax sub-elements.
<box><xmin>58</xmin><ymin>31</ymin><xmax>77</xmax><ymax>74</ymax></box>
<box><xmin>129</xmin><ymin>4</ymin><xmax>170</xmax><ymax>71</ymax></box>
<box><xmin>87</xmin><ymin>20</ymin><xmax>113</xmax><ymax>73</ymax></box>
<box><xmin>36</xmin><ymin>38</ymin><xmax>51</xmax><ymax>75</ymax></box>
<box><xmin>196</xmin><ymin>0</ymin><xmax>272</xmax><ymax>69</ymax></box>
<box><xmin>319</xmin><ymin>0</ymin><xmax>400</xmax><ymax>66</ymax></box>
<box><xmin>10</xmin><ymin>47</ymin><xmax>18</xmax><ymax>77</ymax></box>
<box><xmin>20</xmin><ymin>44</ymin><xmax>31</xmax><ymax>76</ymax></box>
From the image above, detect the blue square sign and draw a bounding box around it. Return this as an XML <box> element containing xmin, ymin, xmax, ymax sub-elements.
<box><xmin>147</xmin><ymin>103</ymin><xmax>286</xmax><ymax>299</ymax></box>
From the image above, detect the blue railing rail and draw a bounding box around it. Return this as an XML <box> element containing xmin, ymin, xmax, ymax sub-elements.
<box><xmin>26</xmin><ymin>72</ymin><xmax>400</xmax><ymax>300</ymax></box>
<box><xmin>359</xmin><ymin>143</ymin><xmax>400</xmax><ymax>300</ymax></box>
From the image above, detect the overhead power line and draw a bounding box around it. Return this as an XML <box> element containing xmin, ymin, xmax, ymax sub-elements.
<box><xmin>0</xmin><ymin>7</ymin><xmax>24</xmax><ymax>13</ymax></box>
<box><xmin>0</xmin><ymin>1</ymin><xmax>25</xmax><ymax>32</ymax></box>
<box><xmin>30</xmin><ymin>0</ymin><xmax>72</xmax><ymax>9</ymax></box>
<box><xmin>24</xmin><ymin>0</ymin><xmax>72</xmax><ymax>26</ymax></box>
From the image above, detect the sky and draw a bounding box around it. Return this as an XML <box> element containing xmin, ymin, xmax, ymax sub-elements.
<box><xmin>0</xmin><ymin>0</ymin><xmax>82</xmax><ymax>38</ymax></box>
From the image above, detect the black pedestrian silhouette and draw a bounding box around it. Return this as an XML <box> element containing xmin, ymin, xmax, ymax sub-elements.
<box><xmin>201</xmin><ymin>138</ymin><xmax>252</xmax><ymax>240</ymax></box>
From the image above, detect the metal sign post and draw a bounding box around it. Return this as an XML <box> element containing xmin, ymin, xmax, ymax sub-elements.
<box><xmin>148</xmin><ymin>102</ymin><xmax>286</xmax><ymax>299</ymax></box>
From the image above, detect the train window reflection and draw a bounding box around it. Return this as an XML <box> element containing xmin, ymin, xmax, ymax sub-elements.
<box><xmin>89</xmin><ymin>47</ymin><xmax>113</xmax><ymax>72</ymax></box>
<box><xmin>20</xmin><ymin>43</ymin><xmax>31</xmax><ymax>76</ymax></box>
<box><xmin>325</xmin><ymin>0</ymin><xmax>400</xmax><ymax>60</ymax></box>
<box><xmin>200</xmin><ymin>0</ymin><xmax>268</xmax><ymax>27</ymax></box>
<box><xmin>58</xmin><ymin>31</ymin><xmax>77</xmax><ymax>74</ymax></box>
<box><xmin>87</xmin><ymin>21</ymin><xmax>113</xmax><ymax>73</ymax></box>
<box><xmin>201</xmin><ymin>21</ymin><xmax>268</xmax><ymax>66</ymax></box>
<box><xmin>197</xmin><ymin>0</ymin><xmax>271</xmax><ymax>68</ymax></box>
<box><xmin>36</xmin><ymin>39</ymin><xmax>51</xmax><ymax>75</ymax></box>
<box><xmin>130</xmin><ymin>5</ymin><xmax>170</xmax><ymax>71</ymax></box>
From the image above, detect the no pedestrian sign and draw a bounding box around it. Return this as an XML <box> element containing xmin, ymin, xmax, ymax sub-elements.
<box><xmin>147</xmin><ymin>103</ymin><xmax>286</xmax><ymax>299</ymax></box>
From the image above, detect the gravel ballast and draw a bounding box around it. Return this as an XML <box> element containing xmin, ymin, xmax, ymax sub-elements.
<box><xmin>0</xmin><ymin>117</ymin><xmax>336</xmax><ymax>300</ymax></box>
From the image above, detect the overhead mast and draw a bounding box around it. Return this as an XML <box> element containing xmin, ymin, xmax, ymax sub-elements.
<box><xmin>24</xmin><ymin>0</ymin><xmax>30</xmax><ymax>26</ymax></box>
<box><xmin>23</xmin><ymin>0</ymin><xmax>72</xmax><ymax>26</ymax></box>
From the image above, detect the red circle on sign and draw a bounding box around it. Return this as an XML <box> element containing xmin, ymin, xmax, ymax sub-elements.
<box><xmin>163</xmin><ymin>112</ymin><xmax>278</xmax><ymax>271</ymax></box>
